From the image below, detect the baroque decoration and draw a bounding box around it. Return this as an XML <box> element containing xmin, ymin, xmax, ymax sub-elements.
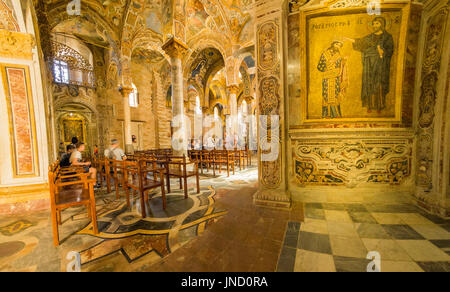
<box><xmin>293</xmin><ymin>140</ymin><xmax>411</xmax><ymax>186</ymax></box>
<box><xmin>0</xmin><ymin>0</ymin><xmax>19</xmax><ymax>31</ymax></box>
<box><xmin>257</xmin><ymin>20</ymin><xmax>282</xmax><ymax>189</ymax></box>
<box><xmin>416</xmin><ymin>5</ymin><xmax>449</xmax><ymax>192</ymax></box>
<box><xmin>0</xmin><ymin>30</ymin><xmax>35</xmax><ymax>60</ymax></box>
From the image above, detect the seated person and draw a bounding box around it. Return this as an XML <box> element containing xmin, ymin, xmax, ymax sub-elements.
<box><xmin>60</xmin><ymin>144</ymin><xmax>75</xmax><ymax>167</ymax></box>
<box><xmin>70</xmin><ymin>142</ymin><xmax>100</xmax><ymax>188</ymax></box>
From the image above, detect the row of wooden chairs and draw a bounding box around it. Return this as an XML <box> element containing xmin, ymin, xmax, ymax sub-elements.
<box><xmin>93</xmin><ymin>155</ymin><xmax>200</xmax><ymax>218</ymax></box>
<box><xmin>48</xmin><ymin>162</ymin><xmax>98</xmax><ymax>246</ymax></box>
<box><xmin>134</xmin><ymin>149</ymin><xmax>173</xmax><ymax>156</ymax></box>
<box><xmin>188</xmin><ymin>149</ymin><xmax>252</xmax><ymax>177</ymax></box>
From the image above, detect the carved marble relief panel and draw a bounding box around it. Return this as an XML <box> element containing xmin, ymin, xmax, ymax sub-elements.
<box><xmin>293</xmin><ymin>139</ymin><xmax>412</xmax><ymax>186</ymax></box>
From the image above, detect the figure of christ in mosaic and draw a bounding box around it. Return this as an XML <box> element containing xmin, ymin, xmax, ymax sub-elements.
<box><xmin>317</xmin><ymin>41</ymin><xmax>348</xmax><ymax>119</ymax></box>
<box><xmin>345</xmin><ymin>17</ymin><xmax>394</xmax><ymax>113</ymax></box>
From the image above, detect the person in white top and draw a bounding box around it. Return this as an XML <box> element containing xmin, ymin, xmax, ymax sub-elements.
<box><xmin>104</xmin><ymin>139</ymin><xmax>127</xmax><ymax>161</ymax></box>
<box><xmin>70</xmin><ymin>142</ymin><xmax>99</xmax><ymax>187</ymax></box>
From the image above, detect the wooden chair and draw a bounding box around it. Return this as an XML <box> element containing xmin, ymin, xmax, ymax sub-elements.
<box><xmin>233</xmin><ymin>149</ymin><xmax>246</xmax><ymax>171</ymax></box>
<box><xmin>162</xmin><ymin>155</ymin><xmax>200</xmax><ymax>198</ymax></box>
<box><xmin>123</xmin><ymin>159</ymin><xmax>166</xmax><ymax>218</ymax></box>
<box><xmin>48</xmin><ymin>163</ymin><xmax>98</xmax><ymax>246</ymax></box>
<box><xmin>213</xmin><ymin>150</ymin><xmax>235</xmax><ymax>177</ymax></box>
<box><xmin>245</xmin><ymin>148</ymin><xmax>252</xmax><ymax>167</ymax></box>
<box><xmin>94</xmin><ymin>157</ymin><xmax>107</xmax><ymax>188</ymax></box>
<box><xmin>110</xmin><ymin>159</ymin><xmax>128</xmax><ymax>200</ymax></box>
<box><xmin>202</xmin><ymin>150</ymin><xmax>216</xmax><ymax>176</ymax></box>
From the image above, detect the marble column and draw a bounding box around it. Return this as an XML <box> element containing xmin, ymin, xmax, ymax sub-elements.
<box><xmin>162</xmin><ymin>37</ymin><xmax>189</xmax><ymax>156</ymax></box>
<box><xmin>253</xmin><ymin>0</ymin><xmax>291</xmax><ymax>209</ymax></box>
<box><xmin>227</xmin><ymin>85</ymin><xmax>240</xmax><ymax>146</ymax></box>
<box><xmin>120</xmin><ymin>87</ymin><xmax>134</xmax><ymax>154</ymax></box>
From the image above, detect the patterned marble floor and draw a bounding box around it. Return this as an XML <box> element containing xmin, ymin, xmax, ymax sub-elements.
<box><xmin>277</xmin><ymin>202</ymin><xmax>450</xmax><ymax>272</ymax></box>
<box><xmin>0</xmin><ymin>167</ymin><xmax>289</xmax><ymax>272</ymax></box>
<box><xmin>1</xmin><ymin>166</ymin><xmax>448</xmax><ymax>272</ymax></box>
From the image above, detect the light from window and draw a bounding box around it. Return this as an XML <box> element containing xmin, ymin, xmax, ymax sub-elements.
<box><xmin>53</xmin><ymin>60</ymin><xmax>69</xmax><ymax>84</ymax></box>
<box><xmin>129</xmin><ymin>83</ymin><xmax>139</xmax><ymax>107</ymax></box>
<box><xmin>195</xmin><ymin>96</ymin><xmax>202</xmax><ymax>115</ymax></box>
<box><xmin>214</xmin><ymin>107</ymin><xmax>219</xmax><ymax>121</ymax></box>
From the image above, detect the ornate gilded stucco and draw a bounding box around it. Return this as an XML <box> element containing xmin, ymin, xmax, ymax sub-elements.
<box><xmin>0</xmin><ymin>0</ymin><xmax>20</xmax><ymax>32</ymax></box>
<box><xmin>414</xmin><ymin>2</ymin><xmax>449</xmax><ymax>216</ymax></box>
<box><xmin>257</xmin><ymin>19</ymin><xmax>282</xmax><ymax>189</ymax></box>
<box><xmin>0</xmin><ymin>30</ymin><xmax>35</xmax><ymax>60</ymax></box>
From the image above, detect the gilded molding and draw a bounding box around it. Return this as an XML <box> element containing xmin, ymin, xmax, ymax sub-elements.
<box><xmin>0</xmin><ymin>30</ymin><xmax>35</xmax><ymax>60</ymax></box>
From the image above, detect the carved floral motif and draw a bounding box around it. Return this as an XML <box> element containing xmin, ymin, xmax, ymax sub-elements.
<box><xmin>416</xmin><ymin>6</ymin><xmax>449</xmax><ymax>190</ymax></box>
<box><xmin>294</xmin><ymin>140</ymin><xmax>411</xmax><ymax>186</ymax></box>
<box><xmin>0</xmin><ymin>30</ymin><xmax>35</xmax><ymax>60</ymax></box>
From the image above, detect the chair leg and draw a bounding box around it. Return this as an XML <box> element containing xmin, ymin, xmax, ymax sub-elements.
<box><xmin>57</xmin><ymin>210</ymin><xmax>62</xmax><ymax>225</ymax></box>
<box><xmin>90</xmin><ymin>203</ymin><xmax>98</xmax><ymax>235</ymax></box>
<box><xmin>227</xmin><ymin>163</ymin><xmax>230</xmax><ymax>177</ymax></box>
<box><xmin>140</xmin><ymin>191</ymin><xmax>146</xmax><ymax>218</ymax></box>
<box><xmin>166</xmin><ymin>173</ymin><xmax>171</xmax><ymax>193</ymax></box>
<box><xmin>125</xmin><ymin>185</ymin><xmax>130</xmax><ymax>208</ymax></box>
<box><xmin>106</xmin><ymin>172</ymin><xmax>111</xmax><ymax>193</ymax></box>
<box><xmin>115</xmin><ymin>178</ymin><xmax>119</xmax><ymax>200</ymax></box>
<box><xmin>161</xmin><ymin>184</ymin><xmax>167</xmax><ymax>210</ymax></box>
<box><xmin>179</xmin><ymin>178</ymin><xmax>182</xmax><ymax>189</ymax></box>
<box><xmin>184</xmin><ymin>177</ymin><xmax>188</xmax><ymax>199</ymax></box>
<box><xmin>51</xmin><ymin>207</ymin><xmax>59</xmax><ymax>246</ymax></box>
<box><xmin>196</xmin><ymin>173</ymin><xmax>200</xmax><ymax>194</ymax></box>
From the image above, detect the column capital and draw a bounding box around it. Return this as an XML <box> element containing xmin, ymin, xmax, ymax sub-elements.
<box><xmin>119</xmin><ymin>86</ymin><xmax>133</xmax><ymax>97</ymax></box>
<box><xmin>162</xmin><ymin>37</ymin><xmax>189</xmax><ymax>59</ymax></box>
<box><xmin>227</xmin><ymin>84</ymin><xmax>241</xmax><ymax>95</ymax></box>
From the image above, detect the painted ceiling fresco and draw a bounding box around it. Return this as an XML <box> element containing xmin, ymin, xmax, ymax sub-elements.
<box><xmin>186</xmin><ymin>0</ymin><xmax>253</xmax><ymax>42</ymax></box>
<box><xmin>41</xmin><ymin>0</ymin><xmax>255</xmax><ymax>53</ymax></box>
<box><xmin>52</xmin><ymin>18</ymin><xmax>110</xmax><ymax>47</ymax></box>
<box><xmin>189</xmin><ymin>48</ymin><xmax>225</xmax><ymax>89</ymax></box>
<box><xmin>45</xmin><ymin>0</ymin><xmax>129</xmax><ymax>31</ymax></box>
<box><xmin>131</xmin><ymin>47</ymin><xmax>166</xmax><ymax>64</ymax></box>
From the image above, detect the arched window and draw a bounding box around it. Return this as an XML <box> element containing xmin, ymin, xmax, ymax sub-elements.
<box><xmin>51</xmin><ymin>40</ymin><xmax>95</xmax><ymax>87</ymax></box>
<box><xmin>129</xmin><ymin>83</ymin><xmax>139</xmax><ymax>108</ymax></box>
<box><xmin>53</xmin><ymin>59</ymin><xmax>69</xmax><ymax>84</ymax></box>
<box><xmin>242</xmin><ymin>100</ymin><xmax>248</xmax><ymax>115</ymax></box>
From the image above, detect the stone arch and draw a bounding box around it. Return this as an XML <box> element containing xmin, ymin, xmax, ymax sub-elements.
<box><xmin>54</xmin><ymin>100</ymin><xmax>99</xmax><ymax>156</ymax></box>
<box><xmin>184</xmin><ymin>33</ymin><xmax>230</xmax><ymax>80</ymax></box>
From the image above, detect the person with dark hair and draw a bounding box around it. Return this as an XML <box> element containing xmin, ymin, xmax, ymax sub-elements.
<box><xmin>70</xmin><ymin>142</ymin><xmax>99</xmax><ymax>188</ymax></box>
<box><xmin>58</xmin><ymin>142</ymin><xmax>65</xmax><ymax>157</ymax></box>
<box><xmin>345</xmin><ymin>17</ymin><xmax>394</xmax><ymax>113</ymax></box>
<box><xmin>71</xmin><ymin>137</ymin><xmax>78</xmax><ymax>146</ymax></box>
<box><xmin>60</xmin><ymin>144</ymin><xmax>75</xmax><ymax>167</ymax></box>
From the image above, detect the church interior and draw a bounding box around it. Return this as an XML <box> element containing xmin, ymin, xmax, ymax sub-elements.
<box><xmin>0</xmin><ymin>0</ymin><xmax>449</xmax><ymax>273</ymax></box>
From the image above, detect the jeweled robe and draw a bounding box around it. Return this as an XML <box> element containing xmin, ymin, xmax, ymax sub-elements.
<box><xmin>352</xmin><ymin>31</ymin><xmax>394</xmax><ymax>111</ymax></box>
<box><xmin>317</xmin><ymin>49</ymin><xmax>346</xmax><ymax>118</ymax></box>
